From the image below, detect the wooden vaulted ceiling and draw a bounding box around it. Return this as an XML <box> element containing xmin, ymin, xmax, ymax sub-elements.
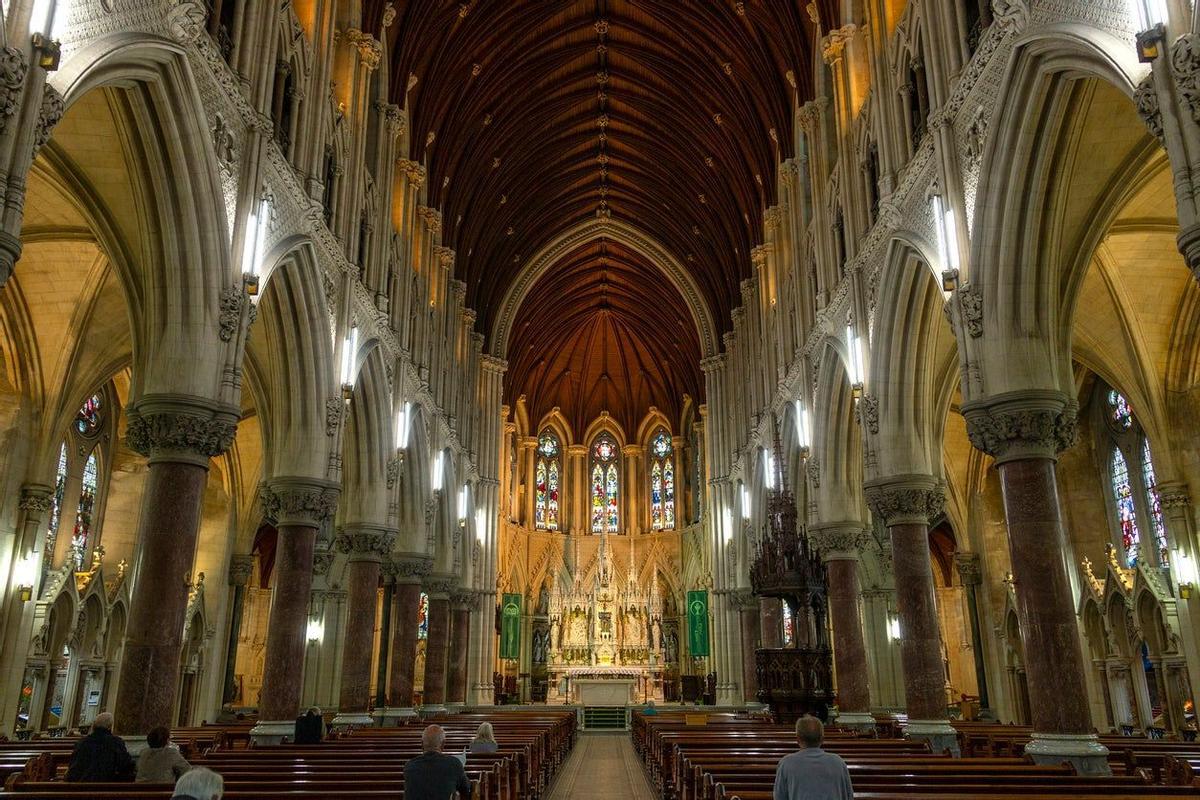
<box><xmin>373</xmin><ymin>0</ymin><xmax>824</xmax><ymax>426</ymax></box>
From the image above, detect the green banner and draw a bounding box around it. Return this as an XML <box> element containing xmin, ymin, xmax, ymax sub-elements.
<box><xmin>500</xmin><ymin>593</ymin><xmax>522</xmax><ymax>659</ymax></box>
<box><xmin>687</xmin><ymin>590</ymin><xmax>710</xmax><ymax>657</ymax></box>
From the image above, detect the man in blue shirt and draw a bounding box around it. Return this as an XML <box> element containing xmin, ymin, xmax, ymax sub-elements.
<box><xmin>773</xmin><ymin>715</ymin><xmax>853</xmax><ymax>800</ymax></box>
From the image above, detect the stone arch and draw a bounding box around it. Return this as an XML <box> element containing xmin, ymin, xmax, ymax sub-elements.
<box><xmin>396</xmin><ymin>402</ymin><xmax>432</xmax><ymax>554</ymax></box>
<box><xmin>812</xmin><ymin>336</ymin><xmax>864</xmax><ymax>517</ymax></box>
<box><xmin>342</xmin><ymin>343</ymin><xmax>391</xmax><ymax>526</ymax></box>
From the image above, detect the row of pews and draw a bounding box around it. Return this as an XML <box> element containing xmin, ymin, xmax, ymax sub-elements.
<box><xmin>633</xmin><ymin>711</ymin><xmax>1200</xmax><ymax>800</ymax></box>
<box><xmin>0</xmin><ymin>710</ymin><xmax>576</xmax><ymax>799</ymax></box>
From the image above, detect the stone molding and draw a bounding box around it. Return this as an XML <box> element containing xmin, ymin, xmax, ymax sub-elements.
<box><xmin>1158</xmin><ymin>482</ymin><xmax>1192</xmax><ymax>510</ymax></box>
<box><xmin>864</xmin><ymin>475</ymin><xmax>945</xmax><ymax>527</ymax></box>
<box><xmin>18</xmin><ymin>484</ymin><xmax>53</xmax><ymax>515</ymax></box>
<box><xmin>808</xmin><ymin>523</ymin><xmax>869</xmax><ymax>562</ymax></box>
<box><xmin>424</xmin><ymin>576</ymin><xmax>457</xmax><ymax>598</ymax></box>
<box><xmin>954</xmin><ymin>552</ymin><xmax>982</xmax><ymax>586</ymax></box>
<box><xmin>228</xmin><ymin>554</ymin><xmax>255</xmax><ymax>587</ymax></box>
<box><xmin>388</xmin><ymin>553</ymin><xmax>434</xmax><ymax>583</ymax></box>
<box><xmin>451</xmin><ymin>590</ymin><xmax>477</xmax><ymax>610</ymax></box>
<box><xmin>961</xmin><ymin>390</ymin><xmax>1077</xmax><ymax>463</ymax></box>
<box><xmin>335</xmin><ymin>524</ymin><xmax>397</xmax><ymax>562</ymax></box>
<box><xmin>125</xmin><ymin>395</ymin><xmax>239</xmax><ymax>464</ymax></box>
<box><xmin>259</xmin><ymin>477</ymin><xmax>340</xmax><ymax>527</ymax></box>
<box><xmin>729</xmin><ymin>589</ymin><xmax>759</xmax><ymax>612</ymax></box>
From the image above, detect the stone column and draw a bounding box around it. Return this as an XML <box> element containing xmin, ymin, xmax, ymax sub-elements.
<box><xmin>1160</xmin><ymin>483</ymin><xmax>1200</xmax><ymax>713</ymax></box>
<box><xmin>422</xmin><ymin>583</ymin><xmax>452</xmax><ymax>709</ymax></box>
<box><xmin>333</xmin><ymin>525</ymin><xmax>394</xmax><ymax>726</ymax></box>
<box><xmin>446</xmin><ymin>592</ymin><xmax>473</xmax><ymax>705</ymax></box>
<box><xmin>221</xmin><ymin>555</ymin><xmax>254</xmax><ymax>705</ymax></box>
<box><xmin>382</xmin><ymin>555</ymin><xmax>431</xmax><ymax>723</ymax></box>
<box><xmin>954</xmin><ymin>552</ymin><xmax>990</xmax><ymax>711</ymax></box>
<box><xmin>964</xmin><ymin>393</ymin><xmax>1109</xmax><ymax>774</ymax></box>
<box><xmin>114</xmin><ymin>401</ymin><xmax>237</xmax><ymax>738</ymax></box>
<box><xmin>809</xmin><ymin>523</ymin><xmax>874</xmax><ymax>730</ymax></box>
<box><xmin>251</xmin><ymin>477</ymin><xmax>339</xmax><ymax>744</ymax></box>
<box><xmin>734</xmin><ymin>592</ymin><xmax>761</xmax><ymax>702</ymax></box>
<box><xmin>374</xmin><ymin>578</ymin><xmax>393</xmax><ymax>711</ymax></box>
<box><xmin>866</xmin><ymin>476</ymin><xmax>957</xmax><ymax>755</ymax></box>
<box><xmin>759</xmin><ymin>597</ymin><xmax>783</xmax><ymax>648</ymax></box>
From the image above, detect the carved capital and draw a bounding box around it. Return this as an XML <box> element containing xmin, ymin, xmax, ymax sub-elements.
<box><xmin>1171</xmin><ymin>33</ymin><xmax>1200</xmax><ymax>125</ymax></box>
<box><xmin>32</xmin><ymin>84</ymin><xmax>64</xmax><ymax>156</ymax></box>
<box><xmin>955</xmin><ymin>283</ymin><xmax>983</xmax><ymax>338</ymax></box>
<box><xmin>1159</xmin><ymin>482</ymin><xmax>1192</xmax><ymax>511</ymax></box>
<box><xmin>451</xmin><ymin>589</ymin><xmax>477</xmax><ymax>610</ymax></box>
<box><xmin>424</xmin><ymin>576</ymin><xmax>457</xmax><ymax>598</ymax></box>
<box><xmin>259</xmin><ymin>477</ymin><xmax>340</xmax><ymax>527</ymax></box>
<box><xmin>126</xmin><ymin>397</ymin><xmax>238</xmax><ymax>464</ymax></box>
<box><xmin>343</xmin><ymin>29</ymin><xmax>383</xmax><ymax>70</ymax></box>
<box><xmin>434</xmin><ymin>245</ymin><xmax>455</xmax><ymax>269</ymax></box>
<box><xmin>375</xmin><ymin>101</ymin><xmax>406</xmax><ymax>134</ymax></box>
<box><xmin>808</xmin><ymin>523</ymin><xmax>869</xmax><ymax>562</ymax></box>
<box><xmin>417</xmin><ymin>205</ymin><xmax>442</xmax><ymax>234</ymax></box>
<box><xmin>389</xmin><ymin>553</ymin><xmax>434</xmax><ymax>583</ymax></box>
<box><xmin>1135</xmin><ymin>74</ymin><xmax>1164</xmax><ymax>145</ymax></box>
<box><xmin>856</xmin><ymin>394</ymin><xmax>879</xmax><ymax>434</ymax></box>
<box><xmin>954</xmin><ymin>552</ymin><xmax>982</xmax><ymax>586</ymax></box>
<box><xmin>729</xmin><ymin>589</ymin><xmax>759</xmax><ymax>612</ymax></box>
<box><xmin>18</xmin><ymin>484</ymin><xmax>53</xmax><ymax>515</ymax></box>
<box><xmin>335</xmin><ymin>524</ymin><xmax>396</xmax><ymax>562</ymax></box>
<box><xmin>797</xmin><ymin>100</ymin><xmax>822</xmax><ymax>134</ymax></box>
<box><xmin>821</xmin><ymin>24</ymin><xmax>857</xmax><ymax>64</ymax></box>
<box><xmin>228</xmin><ymin>554</ymin><xmax>255</xmax><ymax>587</ymax></box>
<box><xmin>864</xmin><ymin>475</ymin><xmax>945</xmax><ymax>526</ymax></box>
<box><xmin>0</xmin><ymin>49</ymin><xmax>28</xmax><ymax>137</ymax></box>
<box><xmin>962</xmin><ymin>390</ymin><xmax>1077</xmax><ymax>463</ymax></box>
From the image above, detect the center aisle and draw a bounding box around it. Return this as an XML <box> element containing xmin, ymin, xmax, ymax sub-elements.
<box><xmin>545</xmin><ymin>731</ymin><xmax>657</xmax><ymax>800</ymax></box>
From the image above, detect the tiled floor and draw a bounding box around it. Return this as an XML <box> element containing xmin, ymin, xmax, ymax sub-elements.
<box><xmin>545</xmin><ymin>732</ymin><xmax>657</xmax><ymax>800</ymax></box>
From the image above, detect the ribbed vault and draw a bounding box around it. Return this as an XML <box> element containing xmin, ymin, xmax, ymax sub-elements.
<box><xmin>505</xmin><ymin>240</ymin><xmax>703</xmax><ymax>434</ymax></box>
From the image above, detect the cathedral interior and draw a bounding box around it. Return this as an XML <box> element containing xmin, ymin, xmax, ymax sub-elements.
<box><xmin>4</xmin><ymin>0</ymin><xmax>1200</xmax><ymax>793</ymax></box>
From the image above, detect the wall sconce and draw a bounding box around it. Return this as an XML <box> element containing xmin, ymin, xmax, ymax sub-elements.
<box><xmin>931</xmin><ymin>193</ymin><xmax>960</xmax><ymax>274</ymax></box>
<box><xmin>241</xmin><ymin>194</ymin><xmax>271</xmax><ymax>299</ymax></box>
<box><xmin>794</xmin><ymin>399</ymin><xmax>811</xmax><ymax>460</ymax></box>
<box><xmin>29</xmin><ymin>0</ymin><xmax>65</xmax><ymax>69</ymax></box>
<box><xmin>457</xmin><ymin>485</ymin><xmax>468</xmax><ymax>525</ymax></box>
<box><xmin>941</xmin><ymin>268</ymin><xmax>959</xmax><ymax>293</ymax></box>
<box><xmin>1176</xmin><ymin>551</ymin><xmax>1197</xmax><ymax>599</ymax></box>
<box><xmin>845</xmin><ymin>325</ymin><xmax>865</xmax><ymax>399</ymax></box>
<box><xmin>887</xmin><ymin>614</ymin><xmax>902</xmax><ymax>642</ymax></box>
<box><xmin>763</xmin><ymin>449</ymin><xmax>775</xmax><ymax>490</ymax></box>
<box><xmin>722</xmin><ymin>508</ymin><xmax>734</xmax><ymax>543</ymax></box>
<box><xmin>432</xmin><ymin>452</ymin><xmax>444</xmax><ymax>493</ymax></box>
<box><xmin>14</xmin><ymin>553</ymin><xmax>37</xmax><ymax>603</ymax></box>
<box><xmin>1130</xmin><ymin>0</ymin><xmax>1168</xmax><ymax>60</ymax></box>
<box><xmin>306</xmin><ymin>618</ymin><xmax>324</xmax><ymax>644</ymax></box>
<box><xmin>740</xmin><ymin>485</ymin><xmax>751</xmax><ymax>520</ymax></box>
<box><xmin>339</xmin><ymin>326</ymin><xmax>359</xmax><ymax>400</ymax></box>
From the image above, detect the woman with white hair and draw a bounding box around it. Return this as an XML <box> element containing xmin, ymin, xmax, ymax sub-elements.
<box><xmin>469</xmin><ymin>721</ymin><xmax>499</xmax><ymax>753</ymax></box>
<box><xmin>171</xmin><ymin>767</ymin><xmax>224</xmax><ymax>800</ymax></box>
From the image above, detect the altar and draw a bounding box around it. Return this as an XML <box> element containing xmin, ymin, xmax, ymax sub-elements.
<box><xmin>573</xmin><ymin>678</ymin><xmax>637</xmax><ymax>706</ymax></box>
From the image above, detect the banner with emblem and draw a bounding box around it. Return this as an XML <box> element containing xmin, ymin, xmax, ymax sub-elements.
<box><xmin>500</xmin><ymin>593</ymin><xmax>522</xmax><ymax>659</ymax></box>
<box><xmin>687</xmin><ymin>589</ymin><xmax>709</xmax><ymax>657</ymax></box>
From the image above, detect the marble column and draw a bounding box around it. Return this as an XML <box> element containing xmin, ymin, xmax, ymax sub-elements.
<box><xmin>866</xmin><ymin>475</ymin><xmax>957</xmax><ymax>755</ymax></box>
<box><xmin>333</xmin><ymin>525</ymin><xmax>395</xmax><ymax>726</ymax></box>
<box><xmin>809</xmin><ymin>524</ymin><xmax>874</xmax><ymax>731</ymax></box>
<box><xmin>954</xmin><ymin>552</ymin><xmax>990</xmax><ymax>711</ymax></box>
<box><xmin>735</xmin><ymin>592</ymin><xmax>761</xmax><ymax>702</ymax></box>
<box><xmin>382</xmin><ymin>556</ymin><xmax>431</xmax><ymax>723</ymax></box>
<box><xmin>964</xmin><ymin>393</ymin><xmax>1109</xmax><ymax>774</ymax></box>
<box><xmin>251</xmin><ymin>478</ymin><xmax>339</xmax><ymax>744</ymax></box>
<box><xmin>422</xmin><ymin>585</ymin><xmax>452</xmax><ymax>709</ymax></box>
<box><xmin>114</xmin><ymin>402</ymin><xmax>237</xmax><ymax>737</ymax></box>
<box><xmin>446</xmin><ymin>593</ymin><xmax>473</xmax><ymax>704</ymax></box>
<box><xmin>221</xmin><ymin>555</ymin><xmax>254</xmax><ymax>705</ymax></box>
<box><xmin>759</xmin><ymin>597</ymin><xmax>783</xmax><ymax>648</ymax></box>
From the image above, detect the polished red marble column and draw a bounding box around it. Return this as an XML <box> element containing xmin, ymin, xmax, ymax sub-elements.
<box><xmin>388</xmin><ymin>580</ymin><xmax>422</xmax><ymax>707</ymax></box>
<box><xmin>759</xmin><ymin>597</ymin><xmax>783</xmax><ymax>649</ymax></box>
<box><xmin>446</xmin><ymin>597</ymin><xmax>471</xmax><ymax>704</ymax></box>
<box><xmin>334</xmin><ymin>526</ymin><xmax>394</xmax><ymax>723</ymax></box>
<box><xmin>965</xmin><ymin>395</ymin><xmax>1108</xmax><ymax>773</ymax></box>
<box><xmin>114</xmin><ymin>404</ymin><xmax>237</xmax><ymax>736</ymax></box>
<box><xmin>737</xmin><ymin>595</ymin><xmax>761</xmax><ymax>701</ymax></box>
<box><xmin>253</xmin><ymin>479</ymin><xmax>339</xmax><ymax>739</ymax></box>
<box><xmin>423</xmin><ymin>592</ymin><xmax>452</xmax><ymax>706</ymax></box>
<box><xmin>810</xmin><ymin>524</ymin><xmax>873</xmax><ymax>728</ymax></box>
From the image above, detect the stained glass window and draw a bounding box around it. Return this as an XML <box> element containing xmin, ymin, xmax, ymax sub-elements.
<box><xmin>45</xmin><ymin>443</ymin><xmax>67</xmax><ymax>560</ymax></box>
<box><xmin>1111</xmin><ymin>448</ymin><xmax>1140</xmax><ymax>567</ymax></box>
<box><xmin>417</xmin><ymin>592</ymin><xmax>430</xmax><ymax>639</ymax></box>
<box><xmin>75</xmin><ymin>394</ymin><xmax>102</xmax><ymax>435</ymax></box>
<box><xmin>590</xmin><ymin>434</ymin><xmax>619</xmax><ymax>533</ymax></box>
<box><xmin>1109</xmin><ymin>390</ymin><xmax>1133</xmax><ymax>431</ymax></box>
<box><xmin>72</xmin><ymin>452</ymin><xmax>98</xmax><ymax>570</ymax></box>
<box><xmin>1142</xmin><ymin>438</ymin><xmax>1169</xmax><ymax>567</ymax></box>
<box><xmin>649</xmin><ymin>431</ymin><xmax>676</xmax><ymax>529</ymax></box>
<box><xmin>535</xmin><ymin>431</ymin><xmax>560</xmax><ymax>531</ymax></box>
<box><xmin>782</xmin><ymin>603</ymin><xmax>795</xmax><ymax>647</ymax></box>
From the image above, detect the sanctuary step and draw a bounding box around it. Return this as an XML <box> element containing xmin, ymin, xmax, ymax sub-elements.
<box><xmin>583</xmin><ymin>707</ymin><xmax>628</xmax><ymax>731</ymax></box>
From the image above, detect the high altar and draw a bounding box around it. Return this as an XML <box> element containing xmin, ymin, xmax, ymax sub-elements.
<box><xmin>547</xmin><ymin>532</ymin><xmax>666</xmax><ymax>704</ymax></box>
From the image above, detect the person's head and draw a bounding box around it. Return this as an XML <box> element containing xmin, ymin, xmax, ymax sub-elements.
<box><xmin>173</xmin><ymin>767</ymin><xmax>224</xmax><ymax>800</ymax></box>
<box><xmin>92</xmin><ymin>712</ymin><xmax>114</xmax><ymax>732</ymax></box>
<box><xmin>147</xmin><ymin>726</ymin><xmax>171</xmax><ymax>749</ymax></box>
<box><xmin>475</xmin><ymin>722</ymin><xmax>496</xmax><ymax>743</ymax></box>
<box><xmin>422</xmin><ymin>724</ymin><xmax>446</xmax><ymax>753</ymax></box>
<box><xmin>306</xmin><ymin>706</ymin><xmax>321</xmax><ymax>717</ymax></box>
<box><xmin>647</xmin><ymin>700</ymin><xmax>656</xmax><ymax>708</ymax></box>
<box><xmin>795</xmin><ymin>715</ymin><xmax>824</xmax><ymax>749</ymax></box>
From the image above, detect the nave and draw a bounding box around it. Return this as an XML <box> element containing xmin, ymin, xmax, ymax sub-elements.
<box><xmin>544</xmin><ymin>732</ymin><xmax>656</xmax><ymax>800</ymax></box>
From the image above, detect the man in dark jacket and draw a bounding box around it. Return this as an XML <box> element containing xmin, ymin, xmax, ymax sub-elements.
<box><xmin>404</xmin><ymin>725</ymin><xmax>472</xmax><ymax>800</ymax></box>
<box><xmin>293</xmin><ymin>706</ymin><xmax>324</xmax><ymax>744</ymax></box>
<box><xmin>65</xmin><ymin>713</ymin><xmax>135</xmax><ymax>782</ymax></box>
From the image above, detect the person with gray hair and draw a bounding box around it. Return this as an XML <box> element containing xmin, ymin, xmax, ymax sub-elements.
<box><xmin>171</xmin><ymin>766</ymin><xmax>224</xmax><ymax>800</ymax></box>
<box><xmin>404</xmin><ymin>724</ymin><xmax>473</xmax><ymax>800</ymax></box>
<box><xmin>65</xmin><ymin>712</ymin><xmax>135</xmax><ymax>782</ymax></box>
<box><xmin>772</xmin><ymin>715</ymin><xmax>853</xmax><ymax>800</ymax></box>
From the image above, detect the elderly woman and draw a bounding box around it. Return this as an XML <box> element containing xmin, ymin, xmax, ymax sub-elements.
<box><xmin>469</xmin><ymin>722</ymin><xmax>499</xmax><ymax>754</ymax></box>
<box><xmin>136</xmin><ymin>726</ymin><xmax>191</xmax><ymax>782</ymax></box>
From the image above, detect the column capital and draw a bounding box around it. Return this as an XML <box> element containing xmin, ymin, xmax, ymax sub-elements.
<box><xmin>259</xmin><ymin>477</ymin><xmax>340</xmax><ymax>527</ymax></box>
<box><xmin>481</xmin><ymin>355</ymin><xmax>508</xmax><ymax>375</ymax></box>
<box><xmin>864</xmin><ymin>474</ymin><xmax>945</xmax><ymax>526</ymax></box>
<box><xmin>423</xmin><ymin>576</ymin><xmax>457</xmax><ymax>598</ymax></box>
<box><xmin>821</xmin><ymin>24</ymin><xmax>857</xmax><ymax>64</ymax></box>
<box><xmin>125</xmin><ymin>395</ymin><xmax>239</xmax><ymax>465</ymax></box>
<box><xmin>808</xmin><ymin>522</ymin><xmax>869</xmax><ymax>562</ymax></box>
<box><xmin>961</xmin><ymin>390</ymin><xmax>1077</xmax><ymax>463</ymax></box>
<box><xmin>228</xmin><ymin>554</ymin><xmax>255</xmax><ymax>587</ymax></box>
<box><xmin>335</xmin><ymin>524</ymin><xmax>397</xmax><ymax>563</ymax></box>
<box><xmin>388</xmin><ymin>553</ymin><xmax>434</xmax><ymax>583</ymax></box>
<box><xmin>729</xmin><ymin>589</ymin><xmax>759</xmax><ymax>612</ymax></box>
<box><xmin>451</xmin><ymin>590</ymin><xmax>477</xmax><ymax>610</ymax></box>
<box><xmin>954</xmin><ymin>552</ymin><xmax>982</xmax><ymax>586</ymax></box>
<box><xmin>18</xmin><ymin>483</ymin><xmax>53</xmax><ymax>515</ymax></box>
<box><xmin>1158</xmin><ymin>481</ymin><xmax>1192</xmax><ymax>510</ymax></box>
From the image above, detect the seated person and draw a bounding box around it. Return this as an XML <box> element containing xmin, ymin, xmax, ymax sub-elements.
<box><xmin>773</xmin><ymin>715</ymin><xmax>853</xmax><ymax>800</ymax></box>
<box><xmin>643</xmin><ymin>700</ymin><xmax>659</xmax><ymax>715</ymax></box>
<box><xmin>172</xmin><ymin>767</ymin><xmax>224</xmax><ymax>800</ymax></box>
<box><xmin>65</xmin><ymin>712</ymin><xmax>135</xmax><ymax>782</ymax></box>
<box><xmin>405</xmin><ymin>724</ymin><xmax>473</xmax><ymax>800</ymax></box>
<box><xmin>293</xmin><ymin>706</ymin><xmax>324</xmax><ymax>744</ymax></box>
<box><xmin>137</xmin><ymin>726</ymin><xmax>192</xmax><ymax>782</ymax></box>
<box><xmin>469</xmin><ymin>721</ymin><xmax>499</xmax><ymax>753</ymax></box>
